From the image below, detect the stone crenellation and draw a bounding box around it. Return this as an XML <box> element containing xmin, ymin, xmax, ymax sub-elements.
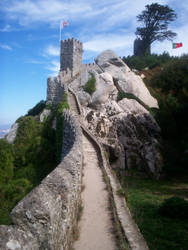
<box><xmin>47</xmin><ymin>68</ymin><xmax>72</xmax><ymax>104</ymax></box>
<box><xmin>0</xmin><ymin>110</ymin><xmax>83</xmax><ymax>250</ymax></box>
<box><xmin>60</xmin><ymin>38</ymin><xmax>83</xmax><ymax>77</ymax></box>
<box><xmin>81</xmin><ymin>63</ymin><xmax>101</xmax><ymax>72</ymax></box>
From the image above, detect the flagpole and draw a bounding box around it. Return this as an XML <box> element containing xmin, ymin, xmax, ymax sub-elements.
<box><xmin>59</xmin><ymin>21</ymin><xmax>61</xmax><ymax>42</ymax></box>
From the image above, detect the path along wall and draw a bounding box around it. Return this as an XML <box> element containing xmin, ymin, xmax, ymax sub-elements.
<box><xmin>0</xmin><ymin>110</ymin><xmax>83</xmax><ymax>250</ymax></box>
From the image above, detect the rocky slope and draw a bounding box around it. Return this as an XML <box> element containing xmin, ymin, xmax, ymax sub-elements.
<box><xmin>70</xmin><ymin>50</ymin><xmax>162</xmax><ymax>178</ymax></box>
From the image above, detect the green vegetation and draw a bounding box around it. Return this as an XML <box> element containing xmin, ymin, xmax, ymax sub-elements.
<box><xmin>27</xmin><ymin>100</ymin><xmax>46</xmax><ymax>116</ymax></box>
<box><xmin>149</xmin><ymin>55</ymin><xmax>188</xmax><ymax>175</ymax></box>
<box><xmin>135</xmin><ymin>3</ymin><xmax>177</xmax><ymax>55</ymax></box>
<box><xmin>115</xmin><ymin>172</ymin><xmax>188</xmax><ymax>250</ymax></box>
<box><xmin>0</xmin><ymin>95</ymin><xmax>69</xmax><ymax>225</ymax></box>
<box><xmin>159</xmin><ymin>196</ymin><xmax>188</xmax><ymax>219</ymax></box>
<box><xmin>114</xmin><ymin>53</ymin><xmax>188</xmax><ymax>249</ymax></box>
<box><xmin>122</xmin><ymin>52</ymin><xmax>171</xmax><ymax>70</ymax></box>
<box><xmin>56</xmin><ymin>93</ymin><xmax>69</xmax><ymax>162</ymax></box>
<box><xmin>123</xmin><ymin>53</ymin><xmax>188</xmax><ymax>176</ymax></box>
<box><xmin>83</xmin><ymin>73</ymin><xmax>96</xmax><ymax>95</ymax></box>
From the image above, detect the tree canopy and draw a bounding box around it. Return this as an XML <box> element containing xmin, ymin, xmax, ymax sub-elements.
<box><xmin>135</xmin><ymin>3</ymin><xmax>177</xmax><ymax>55</ymax></box>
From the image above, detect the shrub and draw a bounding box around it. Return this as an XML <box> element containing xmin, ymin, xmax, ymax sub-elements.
<box><xmin>0</xmin><ymin>105</ymin><xmax>58</xmax><ymax>224</ymax></box>
<box><xmin>149</xmin><ymin>54</ymin><xmax>188</xmax><ymax>174</ymax></box>
<box><xmin>27</xmin><ymin>100</ymin><xmax>46</xmax><ymax>116</ymax></box>
<box><xmin>159</xmin><ymin>196</ymin><xmax>188</xmax><ymax>219</ymax></box>
<box><xmin>56</xmin><ymin>92</ymin><xmax>69</xmax><ymax>162</ymax></box>
<box><xmin>57</xmin><ymin>93</ymin><xmax>69</xmax><ymax>114</ymax></box>
<box><xmin>83</xmin><ymin>73</ymin><xmax>96</xmax><ymax>95</ymax></box>
<box><xmin>0</xmin><ymin>139</ymin><xmax>14</xmax><ymax>186</ymax></box>
<box><xmin>122</xmin><ymin>52</ymin><xmax>172</xmax><ymax>70</ymax></box>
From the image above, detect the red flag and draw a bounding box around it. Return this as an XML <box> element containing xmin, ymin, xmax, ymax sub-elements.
<box><xmin>172</xmin><ymin>43</ymin><xmax>183</xmax><ymax>49</ymax></box>
<box><xmin>62</xmin><ymin>21</ymin><xmax>69</xmax><ymax>28</ymax></box>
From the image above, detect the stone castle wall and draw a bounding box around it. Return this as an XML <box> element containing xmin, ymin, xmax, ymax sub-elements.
<box><xmin>47</xmin><ymin>68</ymin><xmax>72</xmax><ymax>104</ymax></box>
<box><xmin>0</xmin><ymin>110</ymin><xmax>83</xmax><ymax>250</ymax></box>
<box><xmin>47</xmin><ymin>75</ymin><xmax>63</xmax><ymax>104</ymax></box>
<box><xmin>81</xmin><ymin>63</ymin><xmax>101</xmax><ymax>73</ymax></box>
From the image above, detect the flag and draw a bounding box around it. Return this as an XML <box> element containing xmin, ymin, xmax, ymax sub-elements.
<box><xmin>61</xmin><ymin>21</ymin><xmax>69</xmax><ymax>28</ymax></box>
<box><xmin>172</xmin><ymin>43</ymin><xmax>183</xmax><ymax>49</ymax></box>
<box><xmin>60</xmin><ymin>21</ymin><xmax>69</xmax><ymax>41</ymax></box>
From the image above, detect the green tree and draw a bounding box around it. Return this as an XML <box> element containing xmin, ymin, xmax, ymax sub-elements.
<box><xmin>27</xmin><ymin>100</ymin><xmax>46</xmax><ymax>116</ymax></box>
<box><xmin>150</xmin><ymin>55</ymin><xmax>188</xmax><ymax>174</ymax></box>
<box><xmin>136</xmin><ymin>3</ymin><xmax>177</xmax><ymax>55</ymax></box>
<box><xmin>0</xmin><ymin>139</ymin><xmax>14</xmax><ymax>186</ymax></box>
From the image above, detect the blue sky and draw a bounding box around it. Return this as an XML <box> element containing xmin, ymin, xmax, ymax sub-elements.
<box><xmin>0</xmin><ymin>0</ymin><xmax>187</xmax><ymax>126</ymax></box>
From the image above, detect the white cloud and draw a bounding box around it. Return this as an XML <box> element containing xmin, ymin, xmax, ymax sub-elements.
<box><xmin>0</xmin><ymin>24</ymin><xmax>11</xmax><ymax>32</ymax></box>
<box><xmin>0</xmin><ymin>43</ymin><xmax>12</xmax><ymax>50</ymax></box>
<box><xmin>44</xmin><ymin>45</ymin><xmax>59</xmax><ymax>57</ymax></box>
<box><xmin>84</xmin><ymin>34</ymin><xmax>134</xmax><ymax>55</ymax></box>
<box><xmin>25</xmin><ymin>59</ymin><xmax>45</xmax><ymax>64</ymax></box>
<box><xmin>46</xmin><ymin>60</ymin><xmax>60</xmax><ymax>76</ymax></box>
<box><xmin>1</xmin><ymin>0</ymin><xmax>91</xmax><ymax>25</ymax></box>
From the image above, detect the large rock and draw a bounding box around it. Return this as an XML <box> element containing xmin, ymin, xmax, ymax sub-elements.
<box><xmin>40</xmin><ymin>109</ymin><xmax>51</xmax><ymax>122</ymax></box>
<box><xmin>95</xmin><ymin>50</ymin><xmax>158</xmax><ymax>108</ymax></box>
<box><xmin>118</xmin><ymin>98</ymin><xmax>149</xmax><ymax>115</ymax></box>
<box><xmin>6</xmin><ymin>123</ymin><xmax>18</xmax><ymax>143</ymax></box>
<box><xmin>91</xmin><ymin>72</ymin><xmax>117</xmax><ymax>107</ymax></box>
<box><xmin>83</xmin><ymin>96</ymin><xmax>162</xmax><ymax>178</ymax></box>
<box><xmin>78</xmin><ymin>90</ymin><xmax>91</xmax><ymax>106</ymax></box>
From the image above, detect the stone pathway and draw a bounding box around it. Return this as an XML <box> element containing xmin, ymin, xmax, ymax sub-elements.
<box><xmin>73</xmin><ymin>135</ymin><xmax>117</xmax><ymax>250</ymax></box>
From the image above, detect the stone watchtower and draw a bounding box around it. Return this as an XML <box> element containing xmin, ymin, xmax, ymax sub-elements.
<box><xmin>60</xmin><ymin>38</ymin><xmax>83</xmax><ymax>76</ymax></box>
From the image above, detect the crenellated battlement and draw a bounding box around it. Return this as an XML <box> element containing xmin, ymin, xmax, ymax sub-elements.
<box><xmin>61</xmin><ymin>38</ymin><xmax>83</xmax><ymax>48</ymax></box>
<box><xmin>82</xmin><ymin>62</ymin><xmax>101</xmax><ymax>73</ymax></box>
<box><xmin>84</xmin><ymin>63</ymin><xmax>96</xmax><ymax>68</ymax></box>
<box><xmin>60</xmin><ymin>37</ymin><xmax>83</xmax><ymax>76</ymax></box>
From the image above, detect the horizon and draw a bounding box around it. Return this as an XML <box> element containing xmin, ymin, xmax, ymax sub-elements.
<box><xmin>1</xmin><ymin>0</ymin><xmax>187</xmax><ymax>126</ymax></box>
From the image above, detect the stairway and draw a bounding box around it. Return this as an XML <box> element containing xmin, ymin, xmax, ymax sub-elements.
<box><xmin>68</xmin><ymin>90</ymin><xmax>80</xmax><ymax>119</ymax></box>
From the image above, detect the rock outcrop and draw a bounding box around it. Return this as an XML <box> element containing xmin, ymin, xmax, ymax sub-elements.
<box><xmin>95</xmin><ymin>50</ymin><xmax>158</xmax><ymax>108</ymax></box>
<box><xmin>66</xmin><ymin>49</ymin><xmax>162</xmax><ymax>178</ymax></box>
<box><xmin>6</xmin><ymin>123</ymin><xmax>18</xmax><ymax>144</ymax></box>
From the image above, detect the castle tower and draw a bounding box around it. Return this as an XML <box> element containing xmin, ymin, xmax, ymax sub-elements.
<box><xmin>60</xmin><ymin>38</ymin><xmax>83</xmax><ymax>76</ymax></box>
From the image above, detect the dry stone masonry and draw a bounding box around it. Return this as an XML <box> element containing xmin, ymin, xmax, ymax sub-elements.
<box><xmin>0</xmin><ymin>111</ymin><xmax>83</xmax><ymax>250</ymax></box>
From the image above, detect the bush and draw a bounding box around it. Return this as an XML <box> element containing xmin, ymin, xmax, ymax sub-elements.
<box><xmin>122</xmin><ymin>52</ymin><xmax>172</xmax><ymax>70</ymax></box>
<box><xmin>27</xmin><ymin>100</ymin><xmax>46</xmax><ymax>116</ymax></box>
<box><xmin>83</xmin><ymin>73</ymin><xmax>96</xmax><ymax>95</ymax></box>
<box><xmin>57</xmin><ymin>93</ymin><xmax>69</xmax><ymax>114</ymax></box>
<box><xmin>149</xmin><ymin>54</ymin><xmax>188</xmax><ymax>174</ymax></box>
<box><xmin>0</xmin><ymin>103</ymin><xmax>58</xmax><ymax>224</ymax></box>
<box><xmin>56</xmin><ymin>92</ymin><xmax>69</xmax><ymax>162</ymax></box>
<box><xmin>151</xmin><ymin>55</ymin><xmax>188</xmax><ymax>101</ymax></box>
<box><xmin>0</xmin><ymin>139</ymin><xmax>14</xmax><ymax>186</ymax></box>
<box><xmin>159</xmin><ymin>197</ymin><xmax>188</xmax><ymax>219</ymax></box>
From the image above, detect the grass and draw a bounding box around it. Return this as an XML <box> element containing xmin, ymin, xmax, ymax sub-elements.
<box><xmin>115</xmin><ymin>170</ymin><xmax>188</xmax><ymax>250</ymax></box>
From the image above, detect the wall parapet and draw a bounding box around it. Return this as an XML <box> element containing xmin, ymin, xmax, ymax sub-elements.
<box><xmin>0</xmin><ymin>110</ymin><xmax>83</xmax><ymax>250</ymax></box>
<box><xmin>69</xmin><ymin>89</ymin><xmax>149</xmax><ymax>250</ymax></box>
